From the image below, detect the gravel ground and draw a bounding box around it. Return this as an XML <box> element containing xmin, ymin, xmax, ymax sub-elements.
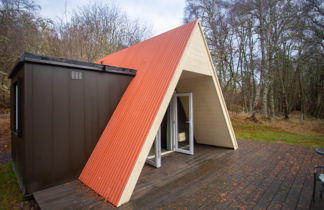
<box><xmin>12</xmin><ymin>200</ymin><xmax>39</xmax><ymax>210</ymax></box>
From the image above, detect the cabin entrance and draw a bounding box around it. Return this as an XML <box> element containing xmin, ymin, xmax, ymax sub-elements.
<box><xmin>146</xmin><ymin>92</ymin><xmax>194</xmax><ymax>168</ymax></box>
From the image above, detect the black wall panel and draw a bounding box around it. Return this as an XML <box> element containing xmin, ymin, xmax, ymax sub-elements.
<box><xmin>10</xmin><ymin>55</ymin><xmax>134</xmax><ymax>195</ymax></box>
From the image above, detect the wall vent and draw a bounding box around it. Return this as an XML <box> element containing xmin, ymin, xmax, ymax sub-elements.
<box><xmin>71</xmin><ymin>71</ymin><xmax>82</xmax><ymax>80</ymax></box>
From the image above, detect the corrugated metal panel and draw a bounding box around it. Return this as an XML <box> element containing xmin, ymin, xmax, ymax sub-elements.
<box><xmin>79</xmin><ymin>20</ymin><xmax>197</xmax><ymax>205</ymax></box>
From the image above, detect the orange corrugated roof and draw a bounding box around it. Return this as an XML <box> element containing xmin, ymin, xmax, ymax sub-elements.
<box><xmin>79</xmin><ymin>20</ymin><xmax>197</xmax><ymax>206</ymax></box>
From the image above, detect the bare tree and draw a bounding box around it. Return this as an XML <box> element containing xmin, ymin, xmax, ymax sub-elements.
<box><xmin>0</xmin><ymin>1</ymin><xmax>152</xmax><ymax>108</ymax></box>
<box><xmin>184</xmin><ymin>0</ymin><xmax>324</xmax><ymax>119</ymax></box>
<box><xmin>0</xmin><ymin>0</ymin><xmax>43</xmax><ymax>107</ymax></box>
<box><xmin>45</xmin><ymin>2</ymin><xmax>152</xmax><ymax>62</ymax></box>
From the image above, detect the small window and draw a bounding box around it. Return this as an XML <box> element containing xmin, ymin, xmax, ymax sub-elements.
<box><xmin>12</xmin><ymin>81</ymin><xmax>21</xmax><ymax>136</ymax></box>
<box><xmin>15</xmin><ymin>83</ymin><xmax>19</xmax><ymax>132</ymax></box>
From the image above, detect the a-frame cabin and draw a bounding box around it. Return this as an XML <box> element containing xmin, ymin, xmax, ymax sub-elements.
<box><xmin>79</xmin><ymin>20</ymin><xmax>238</xmax><ymax>207</ymax></box>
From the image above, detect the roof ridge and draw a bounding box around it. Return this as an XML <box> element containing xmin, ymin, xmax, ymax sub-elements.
<box><xmin>96</xmin><ymin>20</ymin><xmax>198</xmax><ymax>66</ymax></box>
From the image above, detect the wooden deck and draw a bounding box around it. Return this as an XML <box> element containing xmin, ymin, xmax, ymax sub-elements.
<box><xmin>33</xmin><ymin>140</ymin><xmax>324</xmax><ymax>209</ymax></box>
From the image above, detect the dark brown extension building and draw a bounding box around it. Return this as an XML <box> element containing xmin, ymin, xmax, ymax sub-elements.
<box><xmin>9</xmin><ymin>53</ymin><xmax>135</xmax><ymax>195</ymax></box>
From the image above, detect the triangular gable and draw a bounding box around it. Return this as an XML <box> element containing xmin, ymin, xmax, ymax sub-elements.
<box><xmin>79</xmin><ymin>20</ymin><xmax>238</xmax><ymax>207</ymax></box>
<box><xmin>178</xmin><ymin>22</ymin><xmax>237</xmax><ymax>148</ymax></box>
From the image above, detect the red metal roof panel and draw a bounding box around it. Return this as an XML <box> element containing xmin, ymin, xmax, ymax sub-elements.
<box><xmin>79</xmin><ymin>20</ymin><xmax>197</xmax><ymax>206</ymax></box>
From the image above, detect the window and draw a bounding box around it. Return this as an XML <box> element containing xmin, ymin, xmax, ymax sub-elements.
<box><xmin>12</xmin><ymin>81</ymin><xmax>21</xmax><ymax>136</ymax></box>
<box><xmin>15</xmin><ymin>83</ymin><xmax>19</xmax><ymax>132</ymax></box>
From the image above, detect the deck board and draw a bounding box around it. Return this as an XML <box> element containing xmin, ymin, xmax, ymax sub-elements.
<box><xmin>33</xmin><ymin>140</ymin><xmax>324</xmax><ymax>209</ymax></box>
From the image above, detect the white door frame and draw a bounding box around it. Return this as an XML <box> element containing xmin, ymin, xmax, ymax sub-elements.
<box><xmin>171</xmin><ymin>92</ymin><xmax>194</xmax><ymax>155</ymax></box>
<box><xmin>146</xmin><ymin>92</ymin><xmax>194</xmax><ymax>168</ymax></box>
<box><xmin>146</xmin><ymin>127</ymin><xmax>161</xmax><ymax>168</ymax></box>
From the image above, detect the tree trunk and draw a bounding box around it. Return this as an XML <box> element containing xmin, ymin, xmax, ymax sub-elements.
<box><xmin>250</xmin><ymin>83</ymin><xmax>261</xmax><ymax>122</ymax></box>
<box><xmin>297</xmin><ymin>64</ymin><xmax>305</xmax><ymax>120</ymax></box>
<box><xmin>269</xmin><ymin>86</ymin><xmax>275</xmax><ymax>118</ymax></box>
<box><xmin>262</xmin><ymin>81</ymin><xmax>269</xmax><ymax>118</ymax></box>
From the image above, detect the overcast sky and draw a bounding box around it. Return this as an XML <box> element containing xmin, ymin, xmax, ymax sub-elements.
<box><xmin>37</xmin><ymin>0</ymin><xmax>186</xmax><ymax>35</ymax></box>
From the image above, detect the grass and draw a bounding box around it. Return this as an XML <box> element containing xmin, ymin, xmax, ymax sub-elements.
<box><xmin>0</xmin><ymin>163</ymin><xmax>23</xmax><ymax>210</ymax></box>
<box><xmin>231</xmin><ymin>112</ymin><xmax>324</xmax><ymax>147</ymax></box>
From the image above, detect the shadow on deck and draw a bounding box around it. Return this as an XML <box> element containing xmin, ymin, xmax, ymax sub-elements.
<box><xmin>33</xmin><ymin>140</ymin><xmax>324</xmax><ymax>209</ymax></box>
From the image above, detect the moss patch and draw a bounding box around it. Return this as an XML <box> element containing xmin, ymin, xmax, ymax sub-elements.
<box><xmin>0</xmin><ymin>163</ymin><xmax>23</xmax><ymax>210</ymax></box>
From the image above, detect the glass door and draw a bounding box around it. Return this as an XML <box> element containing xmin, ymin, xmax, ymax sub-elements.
<box><xmin>146</xmin><ymin>92</ymin><xmax>194</xmax><ymax>168</ymax></box>
<box><xmin>172</xmin><ymin>93</ymin><xmax>194</xmax><ymax>155</ymax></box>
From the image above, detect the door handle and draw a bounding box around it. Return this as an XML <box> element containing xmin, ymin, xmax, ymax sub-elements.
<box><xmin>186</xmin><ymin>121</ymin><xmax>191</xmax><ymax>124</ymax></box>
